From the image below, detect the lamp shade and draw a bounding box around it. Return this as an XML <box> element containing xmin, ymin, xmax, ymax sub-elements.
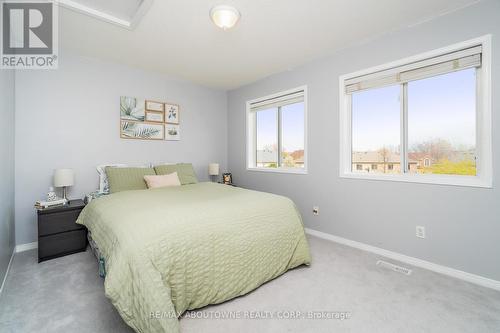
<box><xmin>208</xmin><ymin>163</ymin><xmax>219</xmax><ymax>176</ymax></box>
<box><xmin>54</xmin><ymin>169</ymin><xmax>74</xmax><ymax>187</ymax></box>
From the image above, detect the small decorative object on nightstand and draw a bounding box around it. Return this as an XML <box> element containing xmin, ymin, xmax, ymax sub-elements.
<box><xmin>37</xmin><ymin>199</ymin><xmax>87</xmax><ymax>263</ymax></box>
<box><xmin>208</xmin><ymin>163</ymin><xmax>219</xmax><ymax>182</ymax></box>
<box><xmin>222</xmin><ymin>172</ymin><xmax>233</xmax><ymax>185</ymax></box>
<box><xmin>47</xmin><ymin>187</ymin><xmax>57</xmax><ymax>201</ymax></box>
<box><xmin>54</xmin><ymin>168</ymin><xmax>74</xmax><ymax>201</ymax></box>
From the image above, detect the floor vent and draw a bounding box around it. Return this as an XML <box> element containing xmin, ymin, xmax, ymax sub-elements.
<box><xmin>376</xmin><ymin>260</ymin><xmax>412</xmax><ymax>275</ymax></box>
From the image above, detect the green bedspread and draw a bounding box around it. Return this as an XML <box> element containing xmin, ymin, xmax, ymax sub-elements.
<box><xmin>77</xmin><ymin>182</ymin><xmax>311</xmax><ymax>333</ymax></box>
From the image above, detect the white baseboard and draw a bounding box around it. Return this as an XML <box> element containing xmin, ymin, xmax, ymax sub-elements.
<box><xmin>15</xmin><ymin>241</ymin><xmax>38</xmax><ymax>253</ymax></box>
<box><xmin>1</xmin><ymin>242</ymin><xmax>38</xmax><ymax>296</ymax></box>
<box><xmin>0</xmin><ymin>249</ymin><xmax>15</xmax><ymax>295</ymax></box>
<box><xmin>305</xmin><ymin>228</ymin><xmax>500</xmax><ymax>291</ymax></box>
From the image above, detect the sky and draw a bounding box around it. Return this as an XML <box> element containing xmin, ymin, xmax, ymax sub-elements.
<box><xmin>352</xmin><ymin>68</ymin><xmax>476</xmax><ymax>152</ymax></box>
<box><xmin>256</xmin><ymin>102</ymin><xmax>304</xmax><ymax>152</ymax></box>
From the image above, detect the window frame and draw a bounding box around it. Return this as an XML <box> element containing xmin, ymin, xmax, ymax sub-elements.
<box><xmin>246</xmin><ymin>86</ymin><xmax>308</xmax><ymax>174</ymax></box>
<box><xmin>339</xmin><ymin>36</ymin><xmax>492</xmax><ymax>188</ymax></box>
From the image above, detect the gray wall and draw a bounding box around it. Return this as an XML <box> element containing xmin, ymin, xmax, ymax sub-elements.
<box><xmin>15</xmin><ymin>52</ymin><xmax>227</xmax><ymax>245</ymax></box>
<box><xmin>0</xmin><ymin>69</ymin><xmax>16</xmax><ymax>285</ymax></box>
<box><xmin>227</xmin><ymin>0</ymin><xmax>500</xmax><ymax>280</ymax></box>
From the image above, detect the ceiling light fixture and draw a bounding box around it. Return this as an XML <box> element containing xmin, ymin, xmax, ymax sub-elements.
<box><xmin>210</xmin><ymin>5</ymin><xmax>240</xmax><ymax>30</ymax></box>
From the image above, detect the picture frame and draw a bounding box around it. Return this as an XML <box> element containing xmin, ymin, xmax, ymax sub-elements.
<box><xmin>145</xmin><ymin>111</ymin><xmax>164</xmax><ymax>123</ymax></box>
<box><xmin>120</xmin><ymin>121</ymin><xmax>165</xmax><ymax>140</ymax></box>
<box><xmin>120</xmin><ymin>96</ymin><xmax>145</xmax><ymax>121</ymax></box>
<box><xmin>145</xmin><ymin>100</ymin><xmax>165</xmax><ymax>112</ymax></box>
<box><xmin>165</xmin><ymin>124</ymin><xmax>180</xmax><ymax>141</ymax></box>
<box><xmin>222</xmin><ymin>173</ymin><xmax>233</xmax><ymax>185</ymax></box>
<box><xmin>165</xmin><ymin>103</ymin><xmax>180</xmax><ymax>124</ymax></box>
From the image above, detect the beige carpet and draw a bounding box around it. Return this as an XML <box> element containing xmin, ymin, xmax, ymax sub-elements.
<box><xmin>1</xmin><ymin>235</ymin><xmax>499</xmax><ymax>332</ymax></box>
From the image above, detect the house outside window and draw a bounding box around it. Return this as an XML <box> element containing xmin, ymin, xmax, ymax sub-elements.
<box><xmin>339</xmin><ymin>36</ymin><xmax>492</xmax><ymax>187</ymax></box>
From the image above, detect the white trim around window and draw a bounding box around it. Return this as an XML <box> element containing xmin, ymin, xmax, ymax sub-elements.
<box><xmin>246</xmin><ymin>86</ymin><xmax>308</xmax><ymax>174</ymax></box>
<box><xmin>339</xmin><ymin>35</ymin><xmax>492</xmax><ymax>188</ymax></box>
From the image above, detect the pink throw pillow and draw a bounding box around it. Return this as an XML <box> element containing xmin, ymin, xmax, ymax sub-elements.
<box><xmin>144</xmin><ymin>172</ymin><xmax>181</xmax><ymax>189</ymax></box>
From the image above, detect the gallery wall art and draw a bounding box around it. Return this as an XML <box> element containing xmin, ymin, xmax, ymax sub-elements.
<box><xmin>165</xmin><ymin>103</ymin><xmax>179</xmax><ymax>124</ymax></box>
<box><xmin>120</xmin><ymin>96</ymin><xmax>180</xmax><ymax>141</ymax></box>
<box><xmin>165</xmin><ymin>124</ymin><xmax>180</xmax><ymax>140</ymax></box>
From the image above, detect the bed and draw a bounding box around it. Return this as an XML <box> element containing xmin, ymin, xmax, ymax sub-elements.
<box><xmin>77</xmin><ymin>182</ymin><xmax>311</xmax><ymax>333</ymax></box>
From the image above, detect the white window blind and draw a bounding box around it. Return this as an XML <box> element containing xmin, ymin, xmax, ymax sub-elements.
<box><xmin>249</xmin><ymin>90</ymin><xmax>304</xmax><ymax>112</ymax></box>
<box><xmin>345</xmin><ymin>45</ymin><xmax>482</xmax><ymax>94</ymax></box>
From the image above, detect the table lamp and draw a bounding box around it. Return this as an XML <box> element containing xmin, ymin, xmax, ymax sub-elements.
<box><xmin>54</xmin><ymin>169</ymin><xmax>74</xmax><ymax>201</ymax></box>
<box><xmin>208</xmin><ymin>163</ymin><xmax>219</xmax><ymax>182</ymax></box>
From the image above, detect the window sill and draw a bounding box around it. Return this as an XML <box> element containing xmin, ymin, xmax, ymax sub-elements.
<box><xmin>339</xmin><ymin>172</ymin><xmax>492</xmax><ymax>188</ymax></box>
<box><xmin>247</xmin><ymin>167</ymin><xmax>308</xmax><ymax>175</ymax></box>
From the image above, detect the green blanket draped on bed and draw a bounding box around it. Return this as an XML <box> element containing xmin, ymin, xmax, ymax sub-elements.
<box><xmin>77</xmin><ymin>182</ymin><xmax>311</xmax><ymax>333</ymax></box>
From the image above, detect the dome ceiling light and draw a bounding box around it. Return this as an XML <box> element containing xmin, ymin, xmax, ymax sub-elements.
<box><xmin>210</xmin><ymin>5</ymin><xmax>240</xmax><ymax>30</ymax></box>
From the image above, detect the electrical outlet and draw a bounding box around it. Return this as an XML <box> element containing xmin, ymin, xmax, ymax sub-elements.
<box><xmin>313</xmin><ymin>206</ymin><xmax>319</xmax><ymax>216</ymax></box>
<box><xmin>416</xmin><ymin>226</ymin><xmax>426</xmax><ymax>239</ymax></box>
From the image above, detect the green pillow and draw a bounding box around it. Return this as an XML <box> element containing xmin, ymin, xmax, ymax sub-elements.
<box><xmin>154</xmin><ymin>163</ymin><xmax>198</xmax><ymax>185</ymax></box>
<box><xmin>106</xmin><ymin>167</ymin><xmax>156</xmax><ymax>193</ymax></box>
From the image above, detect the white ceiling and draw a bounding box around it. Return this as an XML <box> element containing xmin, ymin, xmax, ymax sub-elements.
<box><xmin>59</xmin><ymin>0</ymin><xmax>479</xmax><ymax>90</ymax></box>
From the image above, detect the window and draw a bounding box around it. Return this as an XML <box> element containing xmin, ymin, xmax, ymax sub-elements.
<box><xmin>256</xmin><ymin>108</ymin><xmax>278</xmax><ymax>168</ymax></box>
<box><xmin>247</xmin><ymin>87</ymin><xmax>307</xmax><ymax>173</ymax></box>
<box><xmin>356</xmin><ymin>164</ymin><xmax>362</xmax><ymax>171</ymax></box>
<box><xmin>352</xmin><ymin>85</ymin><xmax>401</xmax><ymax>175</ymax></box>
<box><xmin>340</xmin><ymin>36</ymin><xmax>492</xmax><ymax>187</ymax></box>
<box><xmin>408</xmin><ymin>69</ymin><xmax>477</xmax><ymax>176</ymax></box>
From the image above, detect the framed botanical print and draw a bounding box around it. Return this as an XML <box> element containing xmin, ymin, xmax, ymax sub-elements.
<box><xmin>120</xmin><ymin>96</ymin><xmax>145</xmax><ymax>121</ymax></box>
<box><xmin>146</xmin><ymin>100</ymin><xmax>165</xmax><ymax>112</ymax></box>
<box><xmin>165</xmin><ymin>103</ymin><xmax>180</xmax><ymax>124</ymax></box>
<box><xmin>145</xmin><ymin>111</ymin><xmax>164</xmax><ymax>123</ymax></box>
<box><xmin>165</xmin><ymin>124</ymin><xmax>180</xmax><ymax>141</ymax></box>
<box><xmin>120</xmin><ymin>121</ymin><xmax>164</xmax><ymax>140</ymax></box>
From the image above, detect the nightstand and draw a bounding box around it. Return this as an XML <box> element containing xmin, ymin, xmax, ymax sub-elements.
<box><xmin>37</xmin><ymin>199</ymin><xmax>87</xmax><ymax>262</ymax></box>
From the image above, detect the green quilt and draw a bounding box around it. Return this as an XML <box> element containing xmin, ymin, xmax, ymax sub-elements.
<box><xmin>77</xmin><ymin>182</ymin><xmax>311</xmax><ymax>333</ymax></box>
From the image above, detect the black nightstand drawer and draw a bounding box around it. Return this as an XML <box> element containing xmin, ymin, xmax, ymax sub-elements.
<box><xmin>38</xmin><ymin>210</ymin><xmax>84</xmax><ymax>236</ymax></box>
<box><xmin>38</xmin><ymin>229</ymin><xmax>87</xmax><ymax>261</ymax></box>
<box><xmin>37</xmin><ymin>199</ymin><xmax>87</xmax><ymax>262</ymax></box>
